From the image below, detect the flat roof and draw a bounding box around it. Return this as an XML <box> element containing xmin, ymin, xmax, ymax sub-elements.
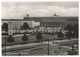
<box><xmin>2</xmin><ymin>17</ymin><xmax>78</xmax><ymax>22</ymax></box>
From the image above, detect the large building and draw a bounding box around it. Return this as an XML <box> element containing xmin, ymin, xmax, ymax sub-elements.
<box><xmin>2</xmin><ymin>16</ymin><xmax>78</xmax><ymax>34</ymax></box>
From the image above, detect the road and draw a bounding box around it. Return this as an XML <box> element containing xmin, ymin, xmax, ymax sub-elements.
<box><xmin>2</xmin><ymin>39</ymin><xmax>78</xmax><ymax>56</ymax></box>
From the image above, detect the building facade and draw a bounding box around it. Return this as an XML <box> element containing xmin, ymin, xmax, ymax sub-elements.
<box><xmin>2</xmin><ymin>17</ymin><xmax>78</xmax><ymax>35</ymax></box>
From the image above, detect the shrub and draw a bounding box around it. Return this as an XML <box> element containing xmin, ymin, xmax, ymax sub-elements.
<box><xmin>22</xmin><ymin>34</ymin><xmax>28</xmax><ymax>41</ymax></box>
<box><xmin>36</xmin><ymin>32</ymin><xmax>42</xmax><ymax>41</ymax></box>
<box><xmin>7</xmin><ymin>35</ymin><xmax>14</xmax><ymax>43</ymax></box>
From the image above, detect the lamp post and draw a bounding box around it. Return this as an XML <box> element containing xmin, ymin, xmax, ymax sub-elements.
<box><xmin>48</xmin><ymin>38</ymin><xmax>49</xmax><ymax>55</ymax></box>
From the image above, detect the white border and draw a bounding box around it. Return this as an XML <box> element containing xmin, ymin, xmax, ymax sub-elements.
<box><xmin>0</xmin><ymin>0</ymin><xmax>79</xmax><ymax>57</ymax></box>
<box><xmin>1</xmin><ymin>0</ymin><xmax>79</xmax><ymax>2</ymax></box>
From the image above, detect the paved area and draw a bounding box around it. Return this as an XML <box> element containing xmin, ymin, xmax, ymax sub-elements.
<box><xmin>2</xmin><ymin>39</ymin><xmax>78</xmax><ymax>56</ymax></box>
<box><xmin>2</xmin><ymin>39</ymin><xmax>77</xmax><ymax>51</ymax></box>
<box><xmin>2</xmin><ymin>39</ymin><xmax>74</xmax><ymax>48</ymax></box>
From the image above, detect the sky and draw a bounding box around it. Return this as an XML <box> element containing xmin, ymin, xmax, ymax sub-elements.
<box><xmin>2</xmin><ymin>2</ymin><xmax>78</xmax><ymax>19</ymax></box>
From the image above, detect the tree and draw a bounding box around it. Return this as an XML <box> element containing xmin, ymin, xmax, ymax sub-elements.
<box><xmin>64</xmin><ymin>24</ymin><xmax>78</xmax><ymax>38</ymax></box>
<box><xmin>64</xmin><ymin>24</ymin><xmax>74</xmax><ymax>39</ymax></box>
<box><xmin>65</xmin><ymin>31</ymin><xmax>73</xmax><ymax>39</ymax></box>
<box><xmin>2</xmin><ymin>23</ymin><xmax>8</xmax><ymax>32</ymax></box>
<box><xmin>22</xmin><ymin>33</ymin><xmax>28</xmax><ymax>41</ymax></box>
<box><xmin>64</xmin><ymin>24</ymin><xmax>74</xmax><ymax>31</ymax></box>
<box><xmin>73</xmin><ymin>24</ymin><xmax>78</xmax><ymax>38</ymax></box>
<box><xmin>57</xmin><ymin>32</ymin><xmax>64</xmax><ymax>39</ymax></box>
<box><xmin>21</xmin><ymin>22</ymin><xmax>30</xmax><ymax>30</ymax></box>
<box><xmin>57</xmin><ymin>29</ymin><xmax>64</xmax><ymax>40</ymax></box>
<box><xmin>7</xmin><ymin>35</ymin><xmax>14</xmax><ymax>43</ymax></box>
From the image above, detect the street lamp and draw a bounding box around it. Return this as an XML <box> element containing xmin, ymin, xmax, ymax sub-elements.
<box><xmin>48</xmin><ymin>38</ymin><xmax>50</xmax><ymax>55</ymax></box>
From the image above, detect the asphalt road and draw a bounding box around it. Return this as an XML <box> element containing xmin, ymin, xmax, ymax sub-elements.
<box><xmin>2</xmin><ymin>39</ymin><xmax>78</xmax><ymax>56</ymax></box>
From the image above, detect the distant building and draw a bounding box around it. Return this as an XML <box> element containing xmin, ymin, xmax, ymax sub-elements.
<box><xmin>2</xmin><ymin>17</ymin><xmax>78</xmax><ymax>34</ymax></box>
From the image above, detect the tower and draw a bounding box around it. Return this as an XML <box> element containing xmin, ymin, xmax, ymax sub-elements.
<box><xmin>24</xmin><ymin>14</ymin><xmax>30</xmax><ymax>20</ymax></box>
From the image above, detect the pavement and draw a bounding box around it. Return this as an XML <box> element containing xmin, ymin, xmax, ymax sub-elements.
<box><xmin>2</xmin><ymin>41</ymin><xmax>52</xmax><ymax>52</ymax></box>
<box><xmin>2</xmin><ymin>39</ymin><xmax>77</xmax><ymax>52</ymax></box>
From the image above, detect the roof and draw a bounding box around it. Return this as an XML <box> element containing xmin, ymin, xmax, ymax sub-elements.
<box><xmin>2</xmin><ymin>17</ymin><xmax>78</xmax><ymax>22</ymax></box>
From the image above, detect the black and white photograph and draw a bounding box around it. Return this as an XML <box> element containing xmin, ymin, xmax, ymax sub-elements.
<box><xmin>1</xmin><ymin>1</ymin><xmax>79</xmax><ymax>56</ymax></box>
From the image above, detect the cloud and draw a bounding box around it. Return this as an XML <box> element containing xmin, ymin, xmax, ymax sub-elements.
<box><xmin>2</xmin><ymin>4</ymin><xmax>78</xmax><ymax>19</ymax></box>
<box><xmin>62</xmin><ymin>8</ymin><xmax>78</xmax><ymax>16</ymax></box>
